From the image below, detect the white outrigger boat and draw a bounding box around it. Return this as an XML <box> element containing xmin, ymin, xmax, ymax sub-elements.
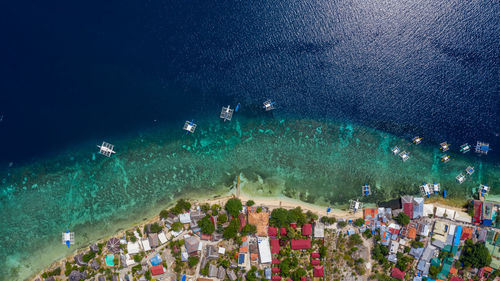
<box><xmin>456</xmin><ymin>173</ymin><xmax>466</xmax><ymax>184</ymax></box>
<box><xmin>480</xmin><ymin>184</ymin><xmax>490</xmax><ymax>197</ymax></box>
<box><xmin>440</xmin><ymin>142</ymin><xmax>450</xmax><ymax>152</ymax></box>
<box><xmin>263</xmin><ymin>100</ymin><xmax>276</xmax><ymax>111</ymax></box>
<box><xmin>399</xmin><ymin>151</ymin><xmax>410</xmax><ymax>161</ymax></box>
<box><xmin>420</xmin><ymin>182</ymin><xmax>431</xmax><ymax>198</ymax></box>
<box><xmin>412</xmin><ymin>136</ymin><xmax>423</xmax><ymax>144</ymax></box>
<box><xmin>392</xmin><ymin>146</ymin><xmax>401</xmax><ymax>155</ymax></box>
<box><xmin>97</xmin><ymin>141</ymin><xmax>116</xmax><ymax>157</ymax></box>
<box><xmin>466</xmin><ymin>166</ymin><xmax>475</xmax><ymax>175</ymax></box>
<box><xmin>220</xmin><ymin>105</ymin><xmax>234</xmax><ymax>122</ymax></box>
<box><xmin>433</xmin><ymin>183</ymin><xmax>440</xmax><ymax>194</ymax></box>
<box><xmin>441</xmin><ymin>155</ymin><xmax>450</xmax><ymax>163</ymax></box>
<box><xmin>183</xmin><ymin>120</ymin><xmax>197</xmax><ymax>134</ymax></box>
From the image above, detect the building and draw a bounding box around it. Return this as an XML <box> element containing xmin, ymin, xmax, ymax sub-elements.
<box><xmin>150</xmin><ymin>265</ymin><xmax>165</xmax><ymax>276</ymax></box>
<box><xmin>391</xmin><ymin>268</ymin><xmax>405</xmax><ymax>280</ymax></box>
<box><xmin>432</xmin><ymin>221</ymin><xmax>448</xmax><ymax>248</ymax></box>
<box><xmin>185</xmin><ymin>236</ymin><xmax>200</xmax><ymax>255</ymax></box>
<box><xmin>302</xmin><ymin>224</ymin><xmax>312</xmax><ymax>236</ymax></box>
<box><xmin>258</xmin><ymin>237</ymin><xmax>272</xmax><ymax>264</ymax></box>
<box><xmin>402</xmin><ymin>195</ymin><xmax>414</xmax><ymax>219</ymax></box>
<box><xmin>158</xmin><ymin>232</ymin><xmax>168</xmax><ymax>244</ymax></box>
<box><xmin>413</xmin><ymin>197</ymin><xmax>424</xmax><ymax>218</ymax></box>
<box><xmin>314</xmin><ymin>222</ymin><xmax>325</xmax><ymax>238</ymax></box>
<box><xmin>217</xmin><ymin>266</ymin><xmax>226</xmax><ymax>280</ymax></box>
<box><xmin>209</xmin><ymin>264</ymin><xmax>218</xmax><ymax>278</ymax></box>
<box><xmin>120</xmin><ymin>254</ymin><xmax>134</xmax><ymax>267</ymax></box>
<box><xmin>313</xmin><ymin>266</ymin><xmax>324</xmax><ymax>277</ymax></box>
<box><xmin>141</xmin><ymin>238</ymin><xmax>151</xmax><ymax>251</ymax></box>
<box><xmin>179</xmin><ymin>213</ymin><xmax>191</xmax><ymax>224</ymax></box>
<box><xmin>148</xmin><ymin>233</ymin><xmax>159</xmax><ymax>248</ymax></box>
<box><xmin>389</xmin><ymin>240</ymin><xmax>399</xmax><ymax>254</ymax></box>
<box><xmin>270</xmin><ymin>238</ymin><xmax>280</xmax><ymax>254</ymax></box>
<box><xmin>291</xmin><ymin>239</ymin><xmax>311</xmax><ymax>250</ymax></box>
<box><xmin>268</xmin><ymin>227</ymin><xmax>278</xmax><ymax>237</ymax></box>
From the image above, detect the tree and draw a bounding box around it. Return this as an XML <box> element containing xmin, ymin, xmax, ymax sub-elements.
<box><xmin>159</xmin><ymin>209</ymin><xmax>169</xmax><ymax>219</ymax></box>
<box><xmin>218</xmin><ymin>213</ymin><xmax>228</xmax><ymax>224</ymax></box>
<box><xmin>150</xmin><ymin>223</ymin><xmax>163</xmax><ymax>233</ymax></box>
<box><xmin>241</xmin><ymin>224</ymin><xmax>257</xmax><ymax>236</ymax></box>
<box><xmin>199</xmin><ymin>215</ymin><xmax>215</xmax><ymax>234</ymax></box>
<box><xmin>171</xmin><ymin>222</ymin><xmax>183</xmax><ymax>232</ymax></box>
<box><xmin>291</xmin><ymin>268</ymin><xmax>307</xmax><ymax>280</ymax></box>
<box><xmin>337</xmin><ymin>221</ymin><xmax>347</xmax><ymax>228</ymax></box>
<box><xmin>460</xmin><ymin>239</ymin><xmax>491</xmax><ymax>268</ymax></box>
<box><xmin>246</xmin><ymin>200</ymin><xmax>255</xmax><ymax>206</ymax></box>
<box><xmin>279</xmin><ymin>258</ymin><xmax>291</xmax><ymax>276</ymax></box>
<box><xmin>395</xmin><ymin>212</ymin><xmax>410</xmax><ymax>225</ymax></box>
<box><xmin>396</xmin><ymin>255</ymin><xmax>413</xmax><ymax>271</ymax></box>
<box><xmin>270</xmin><ymin>208</ymin><xmax>289</xmax><ymax>227</ymax></box>
<box><xmin>223</xmin><ymin>218</ymin><xmax>240</xmax><ymax>239</ymax></box>
<box><xmin>200</xmin><ymin>203</ymin><xmax>210</xmax><ymax>213</ymax></box>
<box><xmin>348</xmin><ymin>234</ymin><xmax>362</xmax><ymax>246</ymax></box>
<box><xmin>225</xmin><ymin>198</ymin><xmax>242</xmax><ymax>217</ymax></box>
<box><xmin>188</xmin><ymin>256</ymin><xmax>199</xmax><ymax>267</ymax></box>
<box><xmin>353</xmin><ymin>218</ymin><xmax>365</xmax><ymax>227</ymax></box>
<box><xmin>428</xmin><ymin>264</ymin><xmax>441</xmax><ymax>278</ymax></box>
<box><xmin>287</xmin><ymin>207</ymin><xmax>306</xmax><ymax>226</ymax></box>
<box><xmin>145</xmin><ymin>270</ymin><xmax>152</xmax><ymax>280</ymax></box>
<box><xmin>306</xmin><ymin>210</ymin><xmax>318</xmax><ymax>221</ymax></box>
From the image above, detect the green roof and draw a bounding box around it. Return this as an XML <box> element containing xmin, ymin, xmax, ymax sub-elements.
<box><xmin>431</xmin><ymin>257</ymin><xmax>441</xmax><ymax>267</ymax></box>
<box><xmin>443</xmin><ymin>245</ymin><xmax>452</xmax><ymax>252</ymax></box>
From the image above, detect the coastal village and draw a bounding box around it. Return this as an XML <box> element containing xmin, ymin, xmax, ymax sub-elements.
<box><xmin>34</xmin><ymin>192</ymin><xmax>500</xmax><ymax>281</ymax></box>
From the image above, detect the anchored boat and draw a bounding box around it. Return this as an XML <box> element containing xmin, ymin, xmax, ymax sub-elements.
<box><xmin>433</xmin><ymin>183</ymin><xmax>440</xmax><ymax>194</ymax></box>
<box><xmin>420</xmin><ymin>182</ymin><xmax>431</xmax><ymax>198</ymax></box>
<box><xmin>362</xmin><ymin>184</ymin><xmax>371</xmax><ymax>196</ymax></box>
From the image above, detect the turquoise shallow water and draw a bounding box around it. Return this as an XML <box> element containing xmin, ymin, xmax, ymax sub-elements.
<box><xmin>0</xmin><ymin>117</ymin><xmax>498</xmax><ymax>280</ymax></box>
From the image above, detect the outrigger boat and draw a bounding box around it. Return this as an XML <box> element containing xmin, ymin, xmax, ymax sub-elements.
<box><xmin>460</xmin><ymin>143</ymin><xmax>471</xmax><ymax>154</ymax></box>
<box><xmin>349</xmin><ymin>199</ymin><xmax>363</xmax><ymax>213</ymax></box>
<box><xmin>479</xmin><ymin>184</ymin><xmax>490</xmax><ymax>197</ymax></box>
<box><xmin>475</xmin><ymin>141</ymin><xmax>491</xmax><ymax>155</ymax></box>
<box><xmin>62</xmin><ymin>230</ymin><xmax>74</xmax><ymax>248</ymax></box>
<box><xmin>392</xmin><ymin>146</ymin><xmax>401</xmax><ymax>155</ymax></box>
<box><xmin>441</xmin><ymin>155</ymin><xmax>450</xmax><ymax>163</ymax></box>
<box><xmin>399</xmin><ymin>151</ymin><xmax>410</xmax><ymax>162</ymax></box>
<box><xmin>420</xmin><ymin>182</ymin><xmax>431</xmax><ymax>198</ymax></box>
<box><xmin>97</xmin><ymin>142</ymin><xmax>116</xmax><ymax>157</ymax></box>
<box><xmin>183</xmin><ymin>120</ymin><xmax>197</xmax><ymax>134</ymax></box>
<box><xmin>362</xmin><ymin>184</ymin><xmax>371</xmax><ymax>196</ymax></box>
<box><xmin>263</xmin><ymin>100</ymin><xmax>276</xmax><ymax>111</ymax></box>
<box><xmin>220</xmin><ymin>105</ymin><xmax>234</xmax><ymax>122</ymax></box>
<box><xmin>456</xmin><ymin>173</ymin><xmax>466</xmax><ymax>184</ymax></box>
<box><xmin>440</xmin><ymin>142</ymin><xmax>450</xmax><ymax>152</ymax></box>
<box><xmin>412</xmin><ymin>136</ymin><xmax>423</xmax><ymax>144</ymax></box>
<box><xmin>466</xmin><ymin>166</ymin><xmax>475</xmax><ymax>175</ymax></box>
<box><xmin>433</xmin><ymin>183</ymin><xmax>440</xmax><ymax>194</ymax></box>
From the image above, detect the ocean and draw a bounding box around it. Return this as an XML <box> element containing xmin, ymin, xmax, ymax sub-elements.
<box><xmin>0</xmin><ymin>0</ymin><xmax>499</xmax><ymax>280</ymax></box>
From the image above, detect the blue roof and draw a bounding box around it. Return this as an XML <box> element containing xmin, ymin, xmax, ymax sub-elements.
<box><xmin>480</xmin><ymin>145</ymin><xmax>489</xmax><ymax>151</ymax></box>
<box><xmin>454</xmin><ymin>226</ymin><xmax>462</xmax><ymax>246</ymax></box>
<box><xmin>238</xmin><ymin>253</ymin><xmax>245</xmax><ymax>264</ymax></box>
<box><xmin>181</xmin><ymin>275</ymin><xmax>186</xmax><ymax>281</ymax></box>
<box><xmin>151</xmin><ymin>254</ymin><xmax>162</xmax><ymax>266</ymax></box>
<box><xmin>483</xmin><ymin>219</ymin><xmax>493</xmax><ymax>226</ymax></box>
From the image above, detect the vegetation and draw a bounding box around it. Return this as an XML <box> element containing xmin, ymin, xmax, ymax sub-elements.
<box><xmin>353</xmin><ymin>218</ymin><xmax>365</xmax><ymax>227</ymax></box>
<box><xmin>200</xmin><ymin>203</ymin><xmax>210</xmax><ymax>213</ymax></box>
<box><xmin>225</xmin><ymin>198</ymin><xmax>243</xmax><ymax>217</ymax></box>
<box><xmin>460</xmin><ymin>239</ymin><xmax>491</xmax><ymax>268</ymax></box>
<box><xmin>411</xmin><ymin>240</ymin><xmax>424</xmax><ymax>248</ymax></box>
<box><xmin>41</xmin><ymin>267</ymin><xmax>61</xmax><ymax>278</ymax></box>
<box><xmin>82</xmin><ymin>251</ymin><xmax>96</xmax><ymax>263</ymax></box>
<box><xmin>395</xmin><ymin>253</ymin><xmax>413</xmax><ymax>271</ymax></box>
<box><xmin>159</xmin><ymin>209</ymin><xmax>169</xmax><ymax>219</ymax></box>
<box><xmin>169</xmin><ymin>199</ymin><xmax>192</xmax><ymax>215</ymax></box>
<box><xmin>144</xmin><ymin>270</ymin><xmax>152</xmax><ymax>280</ymax></box>
<box><xmin>337</xmin><ymin>221</ymin><xmax>348</xmax><ymax>228</ymax></box>
<box><xmin>320</xmin><ymin>216</ymin><xmax>336</xmax><ymax>225</ymax></box>
<box><xmin>372</xmin><ymin>244</ymin><xmax>389</xmax><ymax>264</ymax></box>
<box><xmin>188</xmin><ymin>256</ymin><xmax>199</xmax><ymax>267</ymax></box>
<box><xmin>241</xmin><ymin>224</ymin><xmax>257</xmax><ymax>236</ymax></box>
<box><xmin>246</xmin><ymin>200</ymin><xmax>255</xmax><ymax>206</ymax></box>
<box><xmin>223</xmin><ymin>218</ymin><xmax>240</xmax><ymax>239</ymax></box>
<box><xmin>394</xmin><ymin>212</ymin><xmax>410</xmax><ymax>225</ymax></box>
<box><xmin>171</xmin><ymin>222</ymin><xmax>183</xmax><ymax>232</ymax></box>
<box><xmin>428</xmin><ymin>264</ymin><xmax>441</xmax><ymax>278</ymax></box>
<box><xmin>348</xmin><ymin>234</ymin><xmax>363</xmax><ymax>246</ymax></box>
<box><xmin>198</xmin><ymin>215</ymin><xmax>215</xmax><ymax>234</ymax></box>
<box><xmin>218</xmin><ymin>213</ymin><xmax>228</xmax><ymax>224</ymax></box>
<box><xmin>270</xmin><ymin>207</ymin><xmax>306</xmax><ymax>227</ymax></box>
<box><xmin>149</xmin><ymin>222</ymin><xmax>163</xmax><ymax>233</ymax></box>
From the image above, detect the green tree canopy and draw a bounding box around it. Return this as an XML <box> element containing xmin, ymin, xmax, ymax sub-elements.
<box><xmin>225</xmin><ymin>198</ymin><xmax>242</xmax><ymax>217</ymax></box>
<box><xmin>395</xmin><ymin>212</ymin><xmax>410</xmax><ymax>225</ymax></box>
<box><xmin>188</xmin><ymin>256</ymin><xmax>199</xmax><ymax>267</ymax></box>
<box><xmin>270</xmin><ymin>208</ymin><xmax>289</xmax><ymax>227</ymax></box>
<box><xmin>149</xmin><ymin>223</ymin><xmax>163</xmax><ymax>233</ymax></box>
<box><xmin>246</xmin><ymin>200</ymin><xmax>255</xmax><ymax>206</ymax></box>
<box><xmin>171</xmin><ymin>222</ymin><xmax>183</xmax><ymax>232</ymax></box>
<box><xmin>460</xmin><ymin>239</ymin><xmax>491</xmax><ymax>268</ymax></box>
<box><xmin>218</xmin><ymin>213</ymin><xmax>228</xmax><ymax>224</ymax></box>
<box><xmin>199</xmin><ymin>215</ymin><xmax>215</xmax><ymax>234</ymax></box>
<box><xmin>241</xmin><ymin>224</ymin><xmax>257</xmax><ymax>236</ymax></box>
<box><xmin>353</xmin><ymin>218</ymin><xmax>365</xmax><ymax>227</ymax></box>
<box><xmin>223</xmin><ymin>218</ymin><xmax>240</xmax><ymax>239</ymax></box>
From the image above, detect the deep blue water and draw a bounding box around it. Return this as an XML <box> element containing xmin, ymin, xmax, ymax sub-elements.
<box><xmin>1</xmin><ymin>0</ymin><xmax>499</xmax><ymax>163</ymax></box>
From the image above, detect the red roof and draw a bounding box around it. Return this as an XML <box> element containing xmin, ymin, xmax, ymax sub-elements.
<box><xmin>391</xmin><ymin>268</ymin><xmax>405</xmax><ymax>280</ymax></box>
<box><xmin>311</xmin><ymin>252</ymin><xmax>320</xmax><ymax>258</ymax></box>
<box><xmin>461</xmin><ymin>227</ymin><xmax>473</xmax><ymax>240</ymax></box>
<box><xmin>290</xmin><ymin>223</ymin><xmax>297</xmax><ymax>229</ymax></box>
<box><xmin>300</xmin><ymin>277</ymin><xmax>306</xmax><ymax>281</ymax></box>
<box><xmin>291</xmin><ymin>239</ymin><xmax>311</xmax><ymax>250</ymax></box>
<box><xmin>272</xmin><ymin>276</ymin><xmax>282</xmax><ymax>281</ymax></box>
<box><xmin>272</xmin><ymin>267</ymin><xmax>281</xmax><ymax>273</ymax></box>
<box><xmin>201</xmin><ymin>233</ymin><xmax>212</xmax><ymax>240</ymax></box>
<box><xmin>311</xmin><ymin>259</ymin><xmax>320</xmax><ymax>265</ymax></box>
<box><xmin>239</xmin><ymin>213</ymin><xmax>246</xmax><ymax>231</ymax></box>
<box><xmin>473</xmin><ymin>200</ymin><xmax>482</xmax><ymax>224</ymax></box>
<box><xmin>272</xmin><ymin>258</ymin><xmax>280</xmax><ymax>264</ymax></box>
<box><xmin>280</xmin><ymin>227</ymin><xmax>287</xmax><ymax>236</ymax></box>
<box><xmin>151</xmin><ymin>265</ymin><xmax>165</xmax><ymax>276</ymax></box>
<box><xmin>449</xmin><ymin>277</ymin><xmax>464</xmax><ymax>281</ymax></box>
<box><xmin>403</xmin><ymin>202</ymin><xmax>413</xmax><ymax>219</ymax></box>
<box><xmin>302</xmin><ymin>224</ymin><xmax>312</xmax><ymax>236</ymax></box>
<box><xmin>268</xmin><ymin>227</ymin><xmax>278</xmax><ymax>236</ymax></box>
<box><xmin>313</xmin><ymin>266</ymin><xmax>324</xmax><ymax>277</ymax></box>
<box><xmin>271</xmin><ymin>238</ymin><xmax>280</xmax><ymax>254</ymax></box>
<box><xmin>210</xmin><ymin>216</ymin><xmax>216</xmax><ymax>226</ymax></box>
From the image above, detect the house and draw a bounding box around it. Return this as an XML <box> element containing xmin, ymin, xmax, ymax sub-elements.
<box><xmin>218</xmin><ymin>247</ymin><xmax>225</xmax><ymax>255</ymax></box>
<box><xmin>90</xmin><ymin>243</ymin><xmax>99</xmax><ymax>253</ymax></box>
<box><xmin>402</xmin><ymin>195</ymin><xmax>414</xmax><ymax>219</ymax></box>
<box><xmin>151</xmin><ymin>265</ymin><xmax>165</xmax><ymax>276</ymax></box>
<box><xmin>239</xmin><ymin>213</ymin><xmax>247</xmax><ymax>231</ymax></box>
<box><xmin>206</xmin><ymin>246</ymin><xmax>219</xmax><ymax>260</ymax></box>
<box><xmin>148</xmin><ymin>233</ymin><xmax>159</xmax><ymax>248</ymax></box>
<box><xmin>248</xmin><ymin>211</ymin><xmax>270</xmax><ymax>237</ymax></box>
<box><xmin>272</xmin><ymin>258</ymin><xmax>280</xmax><ymax>264</ymax></box>
<box><xmin>302</xmin><ymin>224</ymin><xmax>312</xmax><ymax>236</ymax></box>
<box><xmin>258</xmin><ymin>238</ymin><xmax>272</xmax><ymax>264</ymax></box>
<box><xmin>272</xmin><ymin>267</ymin><xmax>281</xmax><ymax>273</ymax></box>
<box><xmin>409</xmin><ymin>247</ymin><xmax>424</xmax><ymax>259</ymax></box>
<box><xmin>127</xmin><ymin>241</ymin><xmax>140</xmax><ymax>254</ymax></box>
<box><xmin>423</xmin><ymin>204</ymin><xmax>434</xmax><ymax>217</ymax></box>
<box><xmin>179</xmin><ymin>213</ymin><xmax>191</xmax><ymax>224</ymax></box>
<box><xmin>390</xmin><ymin>240</ymin><xmax>399</xmax><ymax>254</ymax></box>
<box><xmin>158</xmin><ymin>232</ymin><xmax>167</xmax><ymax>244</ymax></box>
<box><xmin>417</xmin><ymin>222</ymin><xmax>430</xmax><ymax>237</ymax></box>
<box><xmin>432</xmin><ymin>221</ymin><xmax>448</xmax><ymax>248</ymax></box>
<box><xmin>217</xmin><ymin>266</ymin><xmax>226</xmax><ymax>280</ymax></box>
<box><xmin>268</xmin><ymin>227</ymin><xmax>278</xmax><ymax>237</ymax></box>
<box><xmin>120</xmin><ymin>254</ymin><xmax>134</xmax><ymax>267</ymax></box>
<box><xmin>391</xmin><ymin>267</ymin><xmax>405</xmax><ymax>280</ymax></box>
<box><xmin>142</xmin><ymin>238</ymin><xmax>151</xmax><ymax>251</ymax></box>
<box><xmin>209</xmin><ymin>264</ymin><xmax>218</xmax><ymax>277</ymax></box>
<box><xmin>417</xmin><ymin>260</ymin><xmax>430</xmax><ymax>275</ymax></box>
<box><xmin>68</xmin><ymin>270</ymin><xmax>85</xmax><ymax>281</ymax></box>
<box><xmin>407</xmin><ymin>227</ymin><xmax>417</xmax><ymax>240</ymax></box>
<box><xmin>264</xmin><ymin>268</ymin><xmax>272</xmax><ymax>280</ymax></box>
<box><xmin>74</xmin><ymin>254</ymin><xmax>88</xmax><ymax>267</ymax></box>
<box><xmin>291</xmin><ymin>239</ymin><xmax>311</xmax><ymax>250</ymax></box>
<box><xmin>272</xmin><ymin>276</ymin><xmax>282</xmax><ymax>281</ymax></box>
<box><xmin>313</xmin><ymin>266</ymin><xmax>324</xmax><ymax>277</ymax></box>
<box><xmin>227</xmin><ymin>270</ymin><xmax>237</xmax><ymax>281</ymax></box>
<box><xmin>413</xmin><ymin>197</ymin><xmax>424</xmax><ymax>218</ymax></box>
<box><xmin>185</xmin><ymin>236</ymin><xmax>200</xmax><ymax>255</ymax></box>
<box><xmin>311</xmin><ymin>259</ymin><xmax>320</xmax><ymax>265</ymax></box>
<box><xmin>311</xmin><ymin>252</ymin><xmax>320</xmax><ymax>258</ymax></box>
<box><xmin>91</xmin><ymin>260</ymin><xmax>100</xmax><ymax>270</ymax></box>
<box><xmin>388</xmin><ymin>254</ymin><xmax>397</xmax><ymax>263</ymax></box>
<box><xmin>280</xmin><ymin>227</ymin><xmax>287</xmax><ymax>236</ymax></box>
<box><xmin>190</xmin><ymin>210</ymin><xmax>205</xmax><ymax>221</ymax></box>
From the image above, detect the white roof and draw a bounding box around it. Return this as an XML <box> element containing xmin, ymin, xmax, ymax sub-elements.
<box><xmin>179</xmin><ymin>213</ymin><xmax>191</xmax><ymax>224</ymax></box>
<box><xmin>388</xmin><ymin>223</ymin><xmax>401</xmax><ymax>230</ymax></box>
<box><xmin>445</xmin><ymin>209</ymin><xmax>456</xmax><ymax>220</ymax></box>
<box><xmin>314</xmin><ymin>223</ymin><xmax>325</xmax><ymax>238</ymax></box>
<box><xmin>198</xmin><ymin>241</ymin><xmax>203</xmax><ymax>251</ymax></box>
<box><xmin>257</xmin><ymin>237</ymin><xmax>272</xmax><ymax>264</ymax></box>
<box><xmin>448</xmin><ymin>224</ymin><xmax>456</xmax><ymax>236</ymax></box>
<box><xmin>127</xmin><ymin>241</ymin><xmax>141</xmax><ymax>255</ymax></box>
<box><xmin>158</xmin><ymin>232</ymin><xmax>167</xmax><ymax>244</ymax></box>
<box><xmin>454</xmin><ymin>211</ymin><xmax>472</xmax><ymax>223</ymax></box>
<box><xmin>423</xmin><ymin>204</ymin><xmax>434</xmax><ymax>217</ymax></box>
<box><xmin>218</xmin><ymin>247</ymin><xmax>226</xmax><ymax>255</ymax></box>
<box><xmin>122</xmin><ymin>254</ymin><xmax>135</xmax><ymax>267</ymax></box>
<box><xmin>141</xmin><ymin>238</ymin><xmax>151</xmax><ymax>251</ymax></box>
<box><xmin>171</xmin><ymin>230</ymin><xmax>182</xmax><ymax>237</ymax></box>
<box><xmin>435</xmin><ymin>207</ymin><xmax>446</xmax><ymax>217</ymax></box>
<box><xmin>134</xmin><ymin>231</ymin><xmax>141</xmax><ymax>239</ymax></box>
<box><xmin>390</xmin><ymin>241</ymin><xmax>399</xmax><ymax>254</ymax></box>
<box><xmin>120</xmin><ymin>239</ymin><xmax>127</xmax><ymax>245</ymax></box>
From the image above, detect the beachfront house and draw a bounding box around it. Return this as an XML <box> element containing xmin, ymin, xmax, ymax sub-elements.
<box><xmin>258</xmin><ymin>237</ymin><xmax>272</xmax><ymax>264</ymax></box>
<box><xmin>412</xmin><ymin>197</ymin><xmax>424</xmax><ymax>218</ymax></box>
<box><xmin>148</xmin><ymin>233</ymin><xmax>159</xmax><ymax>248</ymax></box>
<box><xmin>314</xmin><ymin>222</ymin><xmax>325</xmax><ymax>239</ymax></box>
<box><xmin>158</xmin><ymin>231</ymin><xmax>168</xmax><ymax>244</ymax></box>
<box><xmin>179</xmin><ymin>213</ymin><xmax>191</xmax><ymax>224</ymax></box>
<box><xmin>141</xmin><ymin>238</ymin><xmax>151</xmax><ymax>251</ymax></box>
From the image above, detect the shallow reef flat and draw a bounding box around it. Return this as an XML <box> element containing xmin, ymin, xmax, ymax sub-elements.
<box><xmin>0</xmin><ymin>117</ymin><xmax>498</xmax><ymax>280</ymax></box>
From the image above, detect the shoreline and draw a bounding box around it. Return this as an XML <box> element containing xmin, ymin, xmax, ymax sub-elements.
<box><xmin>29</xmin><ymin>184</ymin><xmax>468</xmax><ymax>281</ymax></box>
